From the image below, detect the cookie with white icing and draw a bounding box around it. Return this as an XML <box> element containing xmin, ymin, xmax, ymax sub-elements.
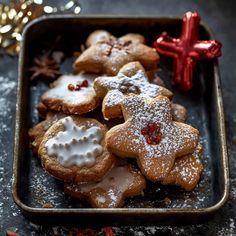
<box><xmin>162</xmin><ymin>143</ymin><xmax>203</xmax><ymax>191</ymax></box>
<box><xmin>38</xmin><ymin>116</ymin><xmax>115</xmax><ymax>183</ymax></box>
<box><xmin>29</xmin><ymin>112</ymin><xmax>66</xmax><ymax>154</ymax></box>
<box><xmin>94</xmin><ymin>61</ymin><xmax>173</xmax><ymax>119</ymax></box>
<box><xmin>106</xmin><ymin>95</ymin><xmax>199</xmax><ymax>181</ymax></box>
<box><xmin>64</xmin><ymin>159</ymin><xmax>146</xmax><ymax>208</ymax></box>
<box><xmin>73</xmin><ymin>30</ymin><xmax>159</xmax><ymax>76</ymax></box>
<box><xmin>39</xmin><ymin>73</ymin><xmax>100</xmax><ymax>115</ymax></box>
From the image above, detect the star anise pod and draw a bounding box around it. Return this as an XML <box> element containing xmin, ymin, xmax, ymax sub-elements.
<box><xmin>28</xmin><ymin>54</ymin><xmax>61</xmax><ymax>81</ymax></box>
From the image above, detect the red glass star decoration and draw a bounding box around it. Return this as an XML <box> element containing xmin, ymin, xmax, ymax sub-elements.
<box><xmin>153</xmin><ymin>11</ymin><xmax>222</xmax><ymax>91</ymax></box>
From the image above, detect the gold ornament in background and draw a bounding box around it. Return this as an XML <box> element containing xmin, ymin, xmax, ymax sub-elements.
<box><xmin>0</xmin><ymin>1</ymin><xmax>81</xmax><ymax>56</ymax></box>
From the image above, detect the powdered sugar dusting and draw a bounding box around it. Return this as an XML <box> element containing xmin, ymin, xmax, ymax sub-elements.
<box><xmin>107</xmin><ymin>95</ymin><xmax>199</xmax><ymax>180</ymax></box>
<box><xmin>162</xmin><ymin>143</ymin><xmax>203</xmax><ymax>190</ymax></box>
<box><xmin>96</xmin><ymin>69</ymin><xmax>172</xmax><ymax>108</ymax></box>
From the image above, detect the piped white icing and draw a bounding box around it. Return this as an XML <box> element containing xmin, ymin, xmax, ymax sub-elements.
<box><xmin>45</xmin><ymin>116</ymin><xmax>103</xmax><ymax>167</ymax></box>
<box><xmin>45</xmin><ymin>73</ymin><xmax>97</xmax><ymax>104</ymax></box>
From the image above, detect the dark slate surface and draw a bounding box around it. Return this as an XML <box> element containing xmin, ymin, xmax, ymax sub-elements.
<box><xmin>0</xmin><ymin>0</ymin><xmax>235</xmax><ymax>235</ymax></box>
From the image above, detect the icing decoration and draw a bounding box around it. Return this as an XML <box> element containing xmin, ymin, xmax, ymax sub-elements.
<box><xmin>46</xmin><ymin>73</ymin><xmax>96</xmax><ymax>104</ymax></box>
<box><xmin>141</xmin><ymin>122</ymin><xmax>162</xmax><ymax>145</ymax></box>
<box><xmin>153</xmin><ymin>11</ymin><xmax>222</xmax><ymax>91</ymax></box>
<box><xmin>79</xmin><ymin>166</ymin><xmax>134</xmax><ymax>194</ymax></box>
<box><xmin>45</xmin><ymin>116</ymin><xmax>103</xmax><ymax>167</ymax></box>
<box><xmin>106</xmin><ymin>95</ymin><xmax>199</xmax><ymax>181</ymax></box>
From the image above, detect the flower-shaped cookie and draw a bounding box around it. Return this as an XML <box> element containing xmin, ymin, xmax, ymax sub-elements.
<box><xmin>106</xmin><ymin>95</ymin><xmax>199</xmax><ymax>181</ymax></box>
<box><xmin>40</xmin><ymin>73</ymin><xmax>99</xmax><ymax>115</ymax></box>
<box><xmin>94</xmin><ymin>61</ymin><xmax>173</xmax><ymax>119</ymax></box>
<box><xmin>64</xmin><ymin>160</ymin><xmax>146</xmax><ymax>208</ymax></box>
<box><xmin>162</xmin><ymin>143</ymin><xmax>203</xmax><ymax>191</ymax></box>
<box><xmin>73</xmin><ymin>30</ymin><xmax>159</xmax><ymax>76</ymax></box>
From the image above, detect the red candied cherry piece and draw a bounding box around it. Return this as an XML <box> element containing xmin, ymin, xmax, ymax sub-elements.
<box><xmin>146</xmin><ymin>136</ymin><xmax>152</xmax><ymax>145</ymax></box>
<box><xmin>81</xmin><ymin>79</ymin><xmax>88</xmax><ymax>87</ymax></box>
<box><xmin>148</xmin><ymin>123</ymin><xmax>156</xmax><ymax>132</ymax></box>
<box><xmin>141</xmin><ymin>127</ymin><xmax>149</xmax><ymax>135</ymax></box>
<box><xmin>75</xmin><ymin>84</ymin><xmax>81</xmax><ymax>91</ymax></box>
<box><xmin>156</xmin><ymin>126</ymin><xmax>160</xmax><ymax>133</ymax></box>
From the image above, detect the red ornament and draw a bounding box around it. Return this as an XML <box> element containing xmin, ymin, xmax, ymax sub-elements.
<box><xmin>153</xmin><ymin>11</ymin><xmax>222</xmax><ymax>91</ymax></box>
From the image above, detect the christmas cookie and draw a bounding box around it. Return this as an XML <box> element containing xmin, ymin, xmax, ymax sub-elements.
<box><xmin>39</xmin><ymin>73</ymin><xmax>99</xmax><ymax>115</ymax></box>
<box><xmin>94</xmin><ymin>61</ymin><xmax>173</xmax><ymax>119</ymax></box>
<box><xmin>73</xmin><ymin>30</ymin><xmax>159</xmax><ymax>76</ymax></box>
<box><xmin>162</xmin><ymin>143</ymin><xmax>203</xmax><ymax>191</ymax></box>
<box><xmin>171</xmin><ymin>103</ymin><xmax>187</xmax><ymax>123</ymax></box>
<box><xmin>38</xmin><ymin>116</ymin><xmax>114</xmax><ymax>183</ymax></box>
<box><xmin>106</xmin><ymin>95</ymin><xmax>199</xmax><ymax>181</ymax></box>
<box><xmin>29</xmin><ymin>112</ymin><xmax>66</xmax><ymax>154</ymax></box>
<box><xmin>64</xmin><ymin>159</ymin><xmax>146</xmax><ymax>208</ymax></box>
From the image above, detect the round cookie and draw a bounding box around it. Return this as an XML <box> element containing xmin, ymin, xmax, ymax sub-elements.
<box><xmin>162</xmin><ymin>143</ymin><xmax>203</xmax><ymax>191</ymax></box>
<box><xmin>64</xmin><ymin>160</ymin><xmax>146</xmax><ymax>208</ymax></box>
<box><xmin>38</xmin><ymin>116</ymin><xmax>115</xmax><ymax>183</ymax></box>
<box><xmin>40</xmin><ymin>73</ymin><xmax>100</xmax><ymax>115</ymax></box>
<box><xmin>105</xmin><ymin>95</ymin><xmax>199</xmax><ymax>181</ymax></box>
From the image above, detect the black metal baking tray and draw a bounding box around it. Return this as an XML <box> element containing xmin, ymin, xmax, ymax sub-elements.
<box><xmin>12</xmin><ymin>15</ymin><xmax>229</xmax><ymax>226</ymax></box>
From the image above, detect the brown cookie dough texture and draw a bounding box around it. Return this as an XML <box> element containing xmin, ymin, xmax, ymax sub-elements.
<box><xmin>29</xmin><ymin>112</ymin><xmax>66</xmax><ymax>154</ymax></box>
<box><xmin>38</xmin><ymin>116</ymin><xmax>115</xmax><ymax>183</ymax></box>
<box><xmin>106</xmin><ymin>95</ymin><xmax>199</xmax><ymax>182</ymax></box>
<box><xmin>94</xmin><ymin>61</ymin><xmax>173</xmax><ymax>119</ymax></box>
<box><xmin>64</xmin><ymin>159</ymin><xmax>146</xmax><ymax>208</ymax></box>
<box><xmin>162</xmin><ymin>143</ymin><xmax>203</xmax><ymax>191</ymax></box>
<box><xmin>73</xmin><ymin>30</ymin><xmax>159</xmax><ymax>76</ymax></box>
<box><xmin>40</xmin><ymin>73</ymin><xmax>100</xmax><ymax>115</ymax></box>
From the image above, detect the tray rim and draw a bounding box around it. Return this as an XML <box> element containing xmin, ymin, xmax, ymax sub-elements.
<box><xmin>12</xmin><ymin>14</ymin><xmax>230</xmax><ymax>220</ymax></box>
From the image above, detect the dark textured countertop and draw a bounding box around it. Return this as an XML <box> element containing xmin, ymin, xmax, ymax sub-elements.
<box><xmin>0</xmin><ymin>0</ymin><xmax>235</xmax><ymax>235</ymax></box>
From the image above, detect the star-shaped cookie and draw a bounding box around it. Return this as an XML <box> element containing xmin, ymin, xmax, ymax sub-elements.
<box><xmin>94</xmin><ymin>61</ymin><xmax>173</xmax><ymax>119</ymax></box>
<box><xmin>162</xmin><ymin>143</ymin><xmax>203</xmax><ymax>191</ymax></box>
<box><xmin>73</xmin><ymin>30</ymin><xmax>159</xmax><ymax>76</ymax></box>
<box><xmin>64</xmin><ymin>160</ymin><xmax>146</xmax><ymax>208</ymax></box>
<box><xmin>106</xmin><ymin>95</ymin><xmax>199</xmax><ymax>181</ymax></box>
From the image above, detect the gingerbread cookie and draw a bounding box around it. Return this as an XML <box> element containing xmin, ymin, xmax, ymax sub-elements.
<box><xmin>40</xmin><ymin>73</ymin><xmax>99</xmax><ymax>115</ymax></box>
<box><xmin>38</xmin><ymin>116</ymin><xmax>114</xmax><ymax>183</ymax></box>
<box><xmin>73</xmin><ymin>30</ymin><xmax>159</xmax><ymax>76</ymax></box>
<box><xmin>171</xmin><ymin>103</ymin><xmax>187</xmax><ymax>123</ymax></box>
<box><xmin>106</xmin><ymin>95</ymin><xmax>199</xmax><ymax>181</ymax></box>
<box><xmin>29</xmin><ymin>112</ymin><xmax>66</xmax><ymax>154</ymax></box>
<box><xmin>162</xmin><ymin>143</ymin><xmax>203</xmax><ymax>191</ymax></box>
<box><xmin>94</xmin><ymin>61</ymin><xmax>172</xmax><ymax>119</ymax></box>
<box><xmin>64</xmin><ymin>159</ymin><xmax>146</xmax><ymax>208</ymax></box>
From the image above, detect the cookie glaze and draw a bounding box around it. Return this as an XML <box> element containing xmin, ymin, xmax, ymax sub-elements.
<box><xmin>46</xmin><ymin>73</ymin><xmax>97</xmax><ymax>104</ymax></box>
<box><xmin>45</xmin><ymin>116</ymin><xmax>103</xmax><ymax>167</ymax></box>
<box><xmin>75</xmin><ymin>165</ymin><xmax>135</xmax><ymax>207</ymax></box>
